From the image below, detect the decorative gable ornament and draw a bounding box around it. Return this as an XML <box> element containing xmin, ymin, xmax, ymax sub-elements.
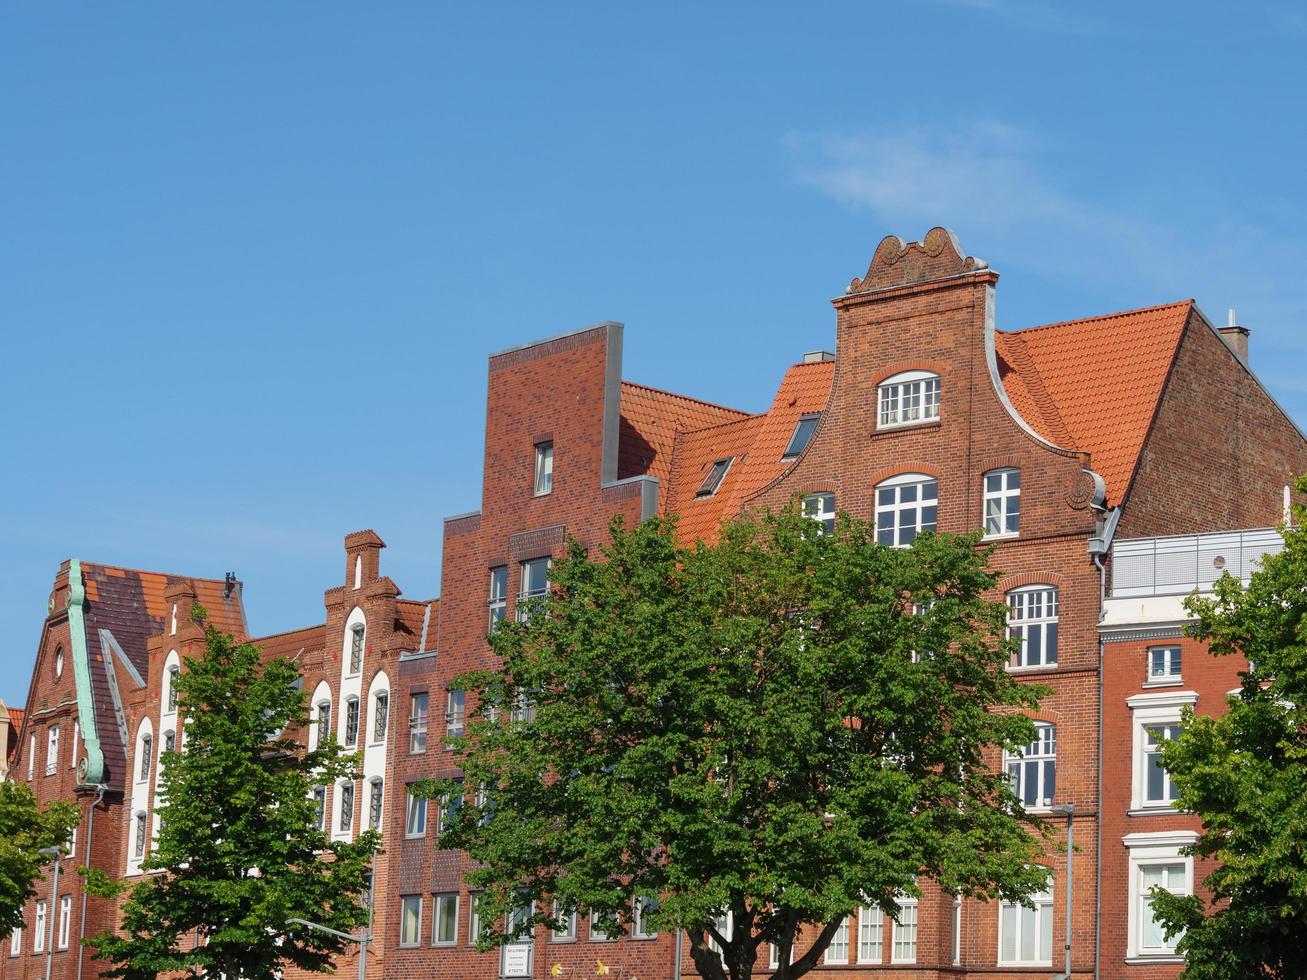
<box><xmin>847</xmin><ymin>226</ymin><xmax>987</xmax><ymax>294</ymax></box>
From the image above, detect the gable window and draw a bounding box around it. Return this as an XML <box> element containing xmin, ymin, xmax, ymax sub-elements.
<box><xmin>312</xmin><ymin>787</ymin><xmax>326</xmax><ymax>830</ymax></box>
<box><xmin>534</xmin><ymin>441</ymin><xmax>554</xmax><ymax>495</ymax></box>
<box><xmin>167</xmin><ymin>665</ymin><xmax>180</xmax><ymax>711</ymax></box>
<box><xmin>344</xmin><ymin>697</ymin><xmax>360</xmax><ymax>747</ymax></box>
<box><xmin>782</xmin><ymin>414</ymin><xmax>820</xmax><ymax>459</ymax></box>
<box><xmin>825</xmin><ymin>916</ymin><xmax>849</xmax><ymax>964</ymax></box>
<box><xmin>27</xmin><ymin>735</ymin><xmax>34</xmax><ymax>780</ymax></box>
<box><xmin>317</xmin><ymin>701</ymin><xmax>333</xmax><ymax>744</ymax></box>
<box><xmin>446</xmin><ymin>690</ymin><xmax>466</xmax><ymax>739</ymax></box>
<box><xmin>140</xmin><ymin>734</ymin><xmax>152</xmax><ymax>782</ymax></box>
<box><xmin>368</xmin><ymin>778</ymin><xmax>383</xmax><ymax>830</ymax></box>
<box><xmin>373</xmin><ymin>692</ymin><xmax>389</xmax><ymax>741</ymax></box>
<box><xmin>983</xmin><ymin>468</ymin><xmax>1021</xmax><ymax>537</ymax></box>
<box><xmin>488</xmin><ymin>566</ymin><xmax>508</xmax><ymax>631</ymax></box>
<box><xmin>349</xmin><ymin>625</ymin><xmax>365</xmax><ymax>674</ymax></box>
<box><xmin>696</xmin><ymin>457</ymin><xmax>733</xmax><ymax>498</ymax></box>
<box><xmin>405</xmin><ymin>789</ymin><xmax>427</xmax><ymax>836</ymax></box>
<box><xmin>875</xmin><ymin>474</ymin><xmax>938</xmax><ymax>547</ymax></box>
<box><xmin>54</xmin><ymin>646</ymin><xmax>64</xmax><ymax>678</ymax></box>
<box><xmin>409</xmin><ymin>693</ymin><xmax>429</xmax><ymax>753</ymax></box>
<box><xmin>399</xmin><ymin>896</ymin><xmax>422</xmax><ymax>947</ymax></box>
<box><xmin>338</xmin><ymin>782</ymin><xmax>354</xmax><ymax>832</ymax></box>
<box><xmin>518</xmin><ymin>558</ymin><xmax>550</xmax><ymax>623</ymax></box>
<box><xmin>1005</xmin><ymin>722</ymin><xmax>1056</xmax><ymax>809</ymax></box>
<box><xmin>1148</xmin><ymin>646</ymin><xmax>1182</xmax><ymax>683</ymax></box>
<box><xmin>999</xmin><ymin>883</ymin><xmax>1053</xmax><ymax>965</ymax></box>
<box><xmin>1007</xmin><ymin>586</ymin><xmax>1058</xmax><ymax>669</ymax></box>
<box><xmin>878</xmin><ymin>370</ymin><xmax>940</xmax><ymax>429</ymax></box>
<box><xmin>858</xmin><ymin>906</ymin><xmax>884</xmax><ymax>964</ymax></box>
<box><xmin>803</xmin><ymin>492</ymin><xmax>836</xmax><ymax>535</ymax></box>
<box><xmin>433</xmin><ymin>893</ymin><xmax>459</xmax><ymax>946</ymax></box>
<box><xmin>46</xmin><ymin>725</ymin><xmax>59</xmax><ymax>776</ymax></box>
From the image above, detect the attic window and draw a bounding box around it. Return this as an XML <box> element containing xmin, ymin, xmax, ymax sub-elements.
<box><xmin>878</xmin><ymin>371</ymin><xmax>940</xmax><ymax>429</ymax></box>
<box><xmin>782</xmin><ymin>415</ymin><xmax>819</xmax><ymax>459</ymax></box>
<box><xmin>696</xmin><ymin>458</ymin><xmax>733</xmax><ymax>498</ymax></box>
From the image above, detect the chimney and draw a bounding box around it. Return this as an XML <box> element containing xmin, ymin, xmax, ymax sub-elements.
<box><xmin>802</xmin><ymin>350</ymin><xmax>834</xmax><ymax>364</ymax></box>
<box><xmin>1219</xmin><ymin>308</ymin><xmax>1249</xmax><ymax>366</ymax></box>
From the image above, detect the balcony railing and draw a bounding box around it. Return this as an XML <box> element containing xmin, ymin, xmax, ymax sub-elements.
<box><xmin>1110</xmin><ymin>527</ymin><xmax>1283</xmax><ymax>598</ymax></box>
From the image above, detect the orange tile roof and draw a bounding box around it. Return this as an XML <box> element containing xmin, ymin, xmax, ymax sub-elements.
<box><xmin>249</xmin><ymin>624</ymin><xmax>325</xmax><ymax>662</ymax></box>
<box><xmin>7</xmin><ymin>708</ymin><xmax>23</xmax><ymax>731</ymax></box>
<box><xmin>396</xmin><ymin>599</ymin><xmax>435</xmax><ymax>643</ymax></box>
<box><xmin>81</xmin><ymin>563</ymin><xmax>248</xmax><ymax>640</ymax></box>
<box><xmin>996</xmin><ymin>301</ymin><xmax>1192</xmax><ymax>502</ymax></box>
<box><xmin>665</xmin><ymin>414</ymin><xmax>767</xmax><ymax>545</ymax></box>
<box><xmin>618</xmin><ymin>381</ymin><xmax>751</xmax><ymax>509</ymax></box>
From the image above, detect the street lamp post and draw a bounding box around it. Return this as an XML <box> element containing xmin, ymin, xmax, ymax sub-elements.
<box><xmin>37</xmin><ymin>846</ymin><xmax>62</xmax><ymax>980</ymax></box>
<box><xmin>1049</xmin><ymin>802</ymin><xmax>1076</xmax><ymax>980</ymax></box>
<box><xmin>286</xmin><ymin>918</ymin><xmax>371</xmax><ymax>980</ymax></box>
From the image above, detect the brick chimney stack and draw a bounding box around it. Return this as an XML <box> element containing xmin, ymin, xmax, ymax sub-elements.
<box><xmin>1219</xmin><ymin>308</ymin><xmax>1250</xmax><ymax>366</ymax></box>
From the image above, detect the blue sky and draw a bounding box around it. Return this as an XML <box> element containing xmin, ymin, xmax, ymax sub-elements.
<box><xmin>4</xmin><ymin>2</ymin><xmax>1306</xmax><ymax>707</ymax></box>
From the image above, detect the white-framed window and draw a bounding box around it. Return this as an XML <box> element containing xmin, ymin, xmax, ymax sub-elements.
<box><xmin>1125</xmin><ymin>831</ymin><xmax>1195</xmax><ymax>960</ymax></box>
<box><xmin>409</xmin><ymin>693</ymin><xmax>429</xmax><ymax>753</ymax></box>
<box><xmin>803</xmin><ymin>492</ymin><xmax>836</xmax><ymax>535</ymax></box>
<box><xmin>167</xmin><ymin>664</ymin><xmax>181</xmax><ymax>711</ymax></box>
<box><xmin>696</xmin><ymin>457</ymin><xmax>733</xmax><ymax>498</ymax></box>
<box><xmin>953</xmin><ymin>895</ymin><xmax>962</xmax><ymax>965</ymax></box>
<box><xmin>878</xmin><ymin>370</ymin><xmax>940</xmax><ymax>429</ymax></box>
<box><xmin>633</xmin><ymin>896</ymin><xmax>660</xmax><ymax>939</ymax></box>
<box><xmin>446</xmin><ymin>690</ymin><xmax>465</xmax><ymax>739</ymax></box>
<box><xmin>1005</xmin><ymin>722</ymin><xmax>1057</xmax><ymax>809</ymax></box>
<box><xmin>399</xmin><ymin>896</ymin><xmax>422</xmax><ymax>947</ymax></box>
<box><xmin>551</xmin><ymin>901</ymin><xmax>577</xmax><ymax>941</ymax></box>
<box><xmin>163</xmin><ymin>730</ymin><xmax>175</xmax><ymax>756</ymax></box>
<box><xmin>1148</xmin><ymin>645</ymin><xmax>1182</xmax><ymax>683</ymax></box>
<box><xmin>46</xmin><ymin>725</ymin><xmax>59</xmax><ymax>775</ymax></box>
<box><xmin>706</xmin><ymin>910</ymin><xmax>732</xmax><ymax>956</ymax></box>
<box><xmin>891</xmin><ymin>896</ymin><xmax>917</xmax><ymax>963</ymax></box>
<box><xmin>825</xmin><ymin>916</ymin><xmax>849</xmax><ymax>964</ymax></box>
<box><xmin>589</xmin><ymin>910</ymin><xmax>615</xmax><ymax>942</ymax></box>
<box><xmin>1007</xmin><ymin>586</ymin><xmax>1059</xmax><ymax>669</ymax></box>
<box><xmin>875</xmin><ymin>474</ymin><xmax>938</xmax><ymax>547</ymax></box>
<box><xmin>27</xmin><ymin>734</ymin><xmax>34</xmax><ymax>780</ymax></box>
<box><xmin>534</xmin><ymin>441</ymin><xmax>554</xmax><ymax>495</ymax></box>
<box><xmin>517</xmin><ymin>558</ymin><xmax>550</xmax><ymax>622</ymax></box>
<box><xmin>368</xmin><ymin>778</ymin><xmax>383</xmax><ymax>830</ymax></box>
<box><xmin>857</xmin><ymin>906</ymin><xmax>883</xmax><ymax>963</ymax></box>
<box><xmin>57</xmin><ymin>895</ymin><xmax>71</xmax><ymax>950</ymax></box>
<box><xmin>338</xmin><ymin>782</ymin><xmax>354</xmax><ymax>832</ymax></box>
<box><xmin>133</xmin><ymin>812</ymin><xmax>147</xmax><ymax>860</ymax></box>
<box><xmin>373</xmin><ymin>692</ymin><xmax>389</xmax><ymax>742</ymax></box>
<box><xmin>433</xmin><ymin>893</ymin><xmax>459</xmax><ymax>946</ymax></box>
<box><xmin>1128</xmin><ymin>691</ymin><xmax>1197</xmax><ymax>811</ymax></box>
<box><xmin>140</xmin><ymin>733</ymin><xmax>153</xmax><ymax>782</ymax></box>
<box><xmin>312</xmin><ymin>786</ymin><xmax>326</xmax><ymax>830</ymax></box>
<box><xmin>469</xmin><ymin>893</ymin><xmax>485</xmax><ymax>945</ymax></box>
<box><xmin>64</xmin><ymin>826</ymin><xmax>76</xmax><ymax>860</ymax></box>
<box><xmin>782</xmin><ymin>414</ymin><xmax>820</xmax><ymax>459</ymax></box>
<box><xmin>9</xmin><ymin>924</ymin><xmax>20</xmax><ymax>956</ymax></box>
<box><xmin>983</xmin><ymin>467</ymin><xmax>1021</xmax><ymax>538</ymax></box>
<box><xmin>488</xmin><ymin>566</ymin><xmax>508</xmax><ymax>631</ymax></box>
<box><xmin>436</xmin><ymin>781</ymin><xmax>464</xmax><ymax>836</ymax></box>
<box><xmin>316</xmin><ymin>700</ymin><xmax>333</xmax><ymax>745</ymax></box>
<box><xmin>769</xmin><ymin>941</ymin><xmax>783</xmax><ymax>969</ymax></box>
<box><xmin>405</xmin><ymin>789</ymin><xmax>427</xmax><ymax>837</ymax></box>
<box><xmin>71</xmin><ymin>721</ymin><xmax>79</xmax><ymax>770</ymax></box>
<box><xmin>998</xmin><ymin>885</ymin><xmax>1053</xmax><ymax>965</ymax></box>
<box><xmin>348</xmin><ymin>625</ymin><xmax>365</xmax><ymax>674</ymax></box>
<box><xmin>344</xmin><ymin>697</ymin><xmax>360</xmax><ymax>747</ymax></box>
<box><xmin>33</xmin><ymin>901</ymin><xmax>46</xmax><ymax>954</ymax></box>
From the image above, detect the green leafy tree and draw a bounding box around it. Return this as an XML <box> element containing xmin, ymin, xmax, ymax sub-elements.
<box><xmin>422</xmin><ymin>506</ymin><xmax>1051</xmax><ymax>980</ymax></box>
<box><xmin>0</xmin><ymin>780</ymin><xmax>77</xmax><ymax>933</ymax></box>
<box><xmin>87</xmin><ymin>617</ymin><xmax>380</xmax><ymax>980</ymax></box>
<box><xmin>1152</xmin><ymin>475</ymin><xmax>1307</xmax><ymax>978</ymax></box>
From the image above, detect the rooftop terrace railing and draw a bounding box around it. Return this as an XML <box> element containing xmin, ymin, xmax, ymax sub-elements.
<box><xmin>1110</xmin><ymin>527</ymin><xmax>1284</xmax><ymax>598</ymax></box>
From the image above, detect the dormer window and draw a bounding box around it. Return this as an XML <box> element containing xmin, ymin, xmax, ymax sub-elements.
<box><xmin>696</xmin><ymin>457</ymin><xmax>733</xmax><ymax>497</ymax></box>
<box><xmin>878</xmin><ymin>371</ymin><xmax>940</xmax><ymax>429</ymax></box>
<box><xmin>534</xmin><ymin>442</ymin><xmax>554</xmax><ymax>496</ymax></box>
<box><xmin>782</xmin><ymin>415</ymin><xmax>820</xmax><ymax>459</ymax></box>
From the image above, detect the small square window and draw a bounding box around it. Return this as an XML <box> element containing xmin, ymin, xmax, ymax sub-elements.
<box><xmin>782</xmin><ymin>415</ymin><xmax>819</xmax><ymax>459</ymax></box>
<box><xmin>534</xmin><ymin>442</ymin><xmax>554</xmax><ymax>496</ymax></box>
<box><xmin>696</xmin><ymin>458</ymin><xmax>733</xmax><ymax>497</ymax></box>
<box><xmin>1148</xmin><ymin>646</ymin><xmax>1182</xmax><ymax>682</ymax></box>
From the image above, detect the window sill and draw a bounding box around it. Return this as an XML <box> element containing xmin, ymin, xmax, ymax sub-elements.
<box><xmin>1006</xmin><ymin>663</ymin><xmax>1061</xmax><ymax>675</ymax></box>
<box><xmin>1125</xmin><ymin>954</ymin><xmax>1183</xmax><ymax>964</ymax></box>
<box><xmin>549</xmin><ymin>937</ymin><xmax>577</xmax><ymax>944</ymax></box>
<box><xmin>403</xmin><ymin>833</ymin><xmax>427</xmax><ymax>840</ymax></box>
<box><xmin>982</xmin><ymin>532</ymin><xmax>1019</xmax><ymax>542</ymax></box>
<box><xmin>430</xmin><ymin>942</ymin><xmax>457</xmax><ymax>948</ymax></box>
<box><xmin>1142</xmin><ymin>678</ymin><xmax>1183</xmax><ymax>688</ymax></box>
<box><xmin>874</xmin><ymin>419</ymin><xmax>941</xmax><ymax>435</ymax></box>
<box><xmin>1127</xmin><ymin>806</ymin><xmax>1186</xmax><ymax>817</ymax></box>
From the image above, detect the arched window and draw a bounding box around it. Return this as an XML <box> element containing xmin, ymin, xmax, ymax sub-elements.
<box><xmin>162</xmin><ymin>653</ymin><xmax>181</xmax><ymax>714</ymax></box>
<box><xmin>998</xmin><ymin>872</ymin><xmax>1054</xmax><ymax>966</ymax></box>
<box><xmin>983</xmin><ymin>468</ymin><xmax>1021</xmax><ymax>538</ymax></box>
<box><xmin>1004</xmin><ymin>722</ymin><xmax>1056</xmax><ymax>808</ymax></box>
<box><xmin>875</xmin><ymin>474</ymin><xmax>938</xmax><ymax>547</ymax></box>
<box><xmin>1007</xmin><ymin>586</ymin><xmax>1059</xmax><ymax>669</ymax></box>
<box><xmin>344</xmin><ymin>696</ymin><xmax>360</xmax><ymax>747</ymax></box>
<box><xmin>317</xmin><ymin>700</ymin><xmax>333</xmax><ymax>744</ymax></box>
<box><xmin>349</xmin><ymin>625</ymin><xmax>365</xmax><ymax>674</ymax></box>
<box><xmin>312</xmin><ymin>786</ymin><xmax>327</xmax><ymax>830</ymax></box>
<box><xmin>133</xmin><ymin>812</ymin><xmax>148</xmax><ymax>860</ymax></box>
<box><xmin>373</xmin><ymin>691</ymin><xmax>389</xmax><ymax>742</ymax></box>
<box><xmin>368</xmin><ymin>778</ymin><xmax>384</xmax><ymax>830</ymax></box>
<box><xmin>339</xmin><ymin>781</ymin><xmax>355</xmax><ymax>832</ymax></box>
<box><xmin>878</xmin><ymin>371</ymin><xmax>940</xmax><ymax>429</ymax></box>
<box><xmin>140</xmin><ymin>733</ymin><xmax>153</xmax><ymax>782</ymax></box>
<box><xmin>53</xmin><ymin>646</ymin><xmax>64</xmax><ymax>679</ymax></box>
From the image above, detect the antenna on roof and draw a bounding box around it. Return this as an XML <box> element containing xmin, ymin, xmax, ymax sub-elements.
<box><xmin>224</xmin><ymin>572</ymin><xmax>236</xmax><ymax>600</ymax></box>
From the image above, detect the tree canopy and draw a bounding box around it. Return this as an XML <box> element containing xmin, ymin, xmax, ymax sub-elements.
<box><xmin>1152</xmin><ymin>475</ymin><xmax>1307</xmax><ymax>979</ymax></box>
<box><xmin>0</xmin><ymin>780</ymin><xmax>77</xmax><ymax>935</ymax></box>
<box><xmin>422</xmin><ymin>505</ymin><xmax>1051</xmax><ymax>980</ymax></box>
<box><xmin>87</xmin><ymin>617</ymin><xmax>380</xmax><ymax>980</ymax></box>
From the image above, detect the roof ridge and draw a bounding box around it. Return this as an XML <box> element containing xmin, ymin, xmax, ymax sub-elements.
<box><xmin>1008</xmin><ymin>299</ymin><xmax>1193</xmax><ymax>335</ymax></box>
<box><xmin>620</xmin><ymin>379</ymin><xmax>751</xmax><ymax>418</ymax></box>
<box><xmin>677</xmin><ymin>412</ymin><xmax>765</xmax><ymax>437</ymax></box>
<box><xmin>249</xmin><ymin>623</ymin><xmax>325</xmax><ymax>642</ymax></box>
<box><xmin>82</xmin><ymin>562</ymin><xmax>237</xmax><ymax>588</ymax></box>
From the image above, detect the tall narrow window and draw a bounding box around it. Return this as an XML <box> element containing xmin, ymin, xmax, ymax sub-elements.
<box><xmin>633</xmin><ymin>896</ymin><xmax>660</xmax><ymax>939</ymax></box>
<box><xmin>399</xmin><ymin>896</ymin><xmax>422</xmax><ymax>947</ymax></box>
<box><xmin>33</xmin><ymin>901</ymin><xmax>46</xmax><ymax>954</ymax></box>
<box><xmin>437</xmin><ymin>782</ymin><xmax>464</xmax><ymax>835</ymax></box>
<box><xmin>469</xmin><ymin>893</ymin><xmax>485</xmax><ymax>945</ymax></box>
<box><xmin>446</xmin><ymin>690</ymin><xmax>466</xmax><ymax>739</ymax></box>
<box><xmin>534</xmin><ymin>442</ymin><xmax>554</xmax><ymax>495</ymax></box>
<box><xmin>409</xmin><ymin>693</ymin><xmax>429</xmax><ymax>753</ymax></box>
<box><xmin>133</xmin><ymin>812</ymin><xmax>147</xmax><ymax>859</ymax></box>
<box><xmin>983</xmin><ymin>468</ymin><xmax>1021</xmax><ymax>537</ymax></box>
<box><xmin>802</xmin><ymin>492</ymin><xmax>836</xmax><ymax>535</ymax></box>
<box><xmin>825</xmin><ymin>917</ymin><xmax>849</xmax><ymax>964</ymax></box>
<box><xmin>999</xmin><ymin>885</ymin><xmax>1053</xmax><ymax>966</ymax></box>
<box><xmin>1005</xmin><ymin>723</ymin><xmax>1057</xmax><ymax>808</ymax></box>
<box><xmin>338</xmin><ymin>782</ymin><xmax>355</xmax><ymax>832</ymax></box>
<box><xmin>140</xmin><ymin>734</ymin><xmax>152</xmax><ymax>781</ymax></box>
<box><xmin>349</xmin><ymin>625</ymin><xmax>365</xmax><ymax>674</ymax></box>
<box><xmin>163</xmin><ymin>730</ymin><xmax>176</xmax><ymax>755</ymax></box>
<box><xmin>168</xmin><ymin>665</ymin><xmax>180</xmax><ymax>710</ymax></box>
<box><xmin>891</xmin><ymin>896</ymin><xmax>917</xmax><ymax>964</ymax></box>
<box><xmin>1144</xmin><ymin>724</ymin><xmax>1183</xmax><ymax>805</ymax></box>
<box><xmin>57</xmin><ymin>895</ymin><xmax>71</xmax><ymax>950</ymax></box>
<box><xmin>344</xmin><ymin>697</ymin><xmax>360</xmax><ymax>747</ymax></box>
<box><xmin>878</xmin><ymin>371</ymin><xmax>940</xmax><ymax>428</ymax></box>
<box><xmin>1138</xmin><ymin>862</ymin><xmax>1187</xmax><ymax>954</ymax></box>
<box><xmin>46</xmin><ymin>725</ymin><xmax>59</xmax><ymax>776</ymax></box>
<box><xmin>317</xmin><ymin>701</ymin><xmax>333</xmax><ymax>744</ymax></box>
<box><xmin>875</xmin><ymin>474</ymin><xmax>938</xmax><ymax>547</ymax></box>
<box><xmin>1148</xmin><ymin>646</ymin><xmax>1182</xmax><ymax>682</ymax></box>
<box><xmin>1007</xmin><ymin>586</ymin><xmax>1059</xmax><ymax>669</ymax></box>
<box><xmin>10</xmin><ymin>924</ymin><xmax>20</xmax><ymax>956</ymax></box>
<box><xmin>405</xmin><ymin>790</ymin><xmax>427</xmax><ymax>836</ymax></box>
<box><xmin>858</xmin><ymin>906</ymin><xmax>883</xmax><ymax>963</ymax></box>
<box><xmin>368</xmin><ymin>779</ymin><xmax>384</xmax><ymax>830</ymax></box>
<box><xmin>518</xmin><ymin>558</ymin><xmax>550</xmax><ymax>623</ymax></box>
<box><xmin>27</xmin><ymin>734</ymin><xmax>34</xmax><ymax>780</ymax></box>
<box><xmin>782</xmin><ymin>414</ymin><xmax>820</xmax><ymax>459</ymax></box>
<box><xmin>488</xmin><ymin>566</ymin><xmax>508</xmax><ymax>631</ymax></box>
<box><xmin>312</xmin><ymin>787</ymin><xmax>326</xmax><ymax>830</ymax></box>
<box><xmin>433</xmin><ymin>893</ymin><xmax>459</xmax><ymax>946</ymax></box>
<box><xmin>696</xmin><ymin>457</ymin><xmax>733</xmax><ymax>497</ymax></box>
<box><xmin>373</xmin><ymin>692</ymin><xmax>389</xmax><ymax>741</ymax></box>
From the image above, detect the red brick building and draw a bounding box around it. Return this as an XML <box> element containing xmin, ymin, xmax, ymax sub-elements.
<box><xmin>7</xmin><ymin>227</ymin><xmax>1305</xmax><ymax>979</ymax></box>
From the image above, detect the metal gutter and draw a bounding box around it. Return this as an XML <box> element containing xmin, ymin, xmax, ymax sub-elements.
<box><xmin>66</xmin><ymin>559</ymin><xmax>105</xmax><ymax>787</ymax></box>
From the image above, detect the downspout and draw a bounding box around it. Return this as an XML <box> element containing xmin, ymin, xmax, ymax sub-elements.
<box><xmin>1088</xmin><ymin>502</ymin><xmax>1120</xmax><ymax>980</ymax></box>
<box><xmin>75</xmin><ymin>783</ymin><xmax>107</xmax><ymax>980</ymax></box>
<box><xmin>66</xmin><ymin>560</ymin><xmax>106</xmax><ymax>787</ymax></box>
<box><xmin>673</xmin><ymin>927</ymin><xmax>682</xmax><ymax>980</ymax></box>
